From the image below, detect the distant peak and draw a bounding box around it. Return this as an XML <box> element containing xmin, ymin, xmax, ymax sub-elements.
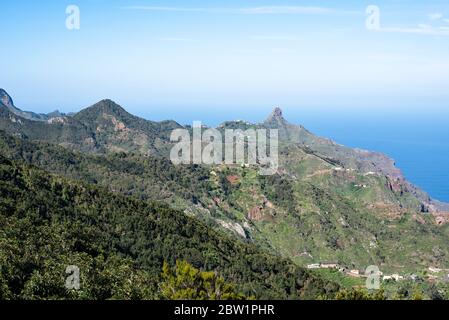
<box><xmin>99</xmin><ymin>98</ymin><xmax>118</xmax><ymax>105</ymax></box>
<box><xmin>264</xmin><ymin>106</ymin><xmax>287</xmax><ymax>124</ymax></box>
<box><xmin>271</xmin><ymin>107</ymin><xmax>283</xmax><ymax>118</ymax></box>
<box><xmin>0</xmin><ymin>89</ymin><xmax>14</xmax><ymax>109</ymax></box>
<box><xmin>74</xmin><ymin>99</ymin><xmax>131</xmax><ymax>121</ymax></box>
<box><xmin>89</xmin><ymin>99</ymin><xmax>125</xmax><ymax>113</ymax></box>
<box><xmin>46</xmin><ymin>110</ymin><xmax>65</xmax><ymax>118</ymax></box>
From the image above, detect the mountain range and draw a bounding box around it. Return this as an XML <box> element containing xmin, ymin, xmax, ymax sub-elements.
<box><xmin>0</xmin><ymin>89</ymin><xmax>67</xmax><ymax>121</ymax></box>
<box><xmin>1</xmin><ymin>88</ymin><xmax>449</xmax><ymax>299</ymax></box>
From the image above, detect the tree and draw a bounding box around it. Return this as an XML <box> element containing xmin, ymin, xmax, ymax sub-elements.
<box><xmin>160</xmin><ymin>261</ymin><xmax>249</xmax><ymax>300</ymax></box>
<box><xmin>335</xmin><ymin>288</ymin><xmax>386</xmax><ymax>300</ymax></box>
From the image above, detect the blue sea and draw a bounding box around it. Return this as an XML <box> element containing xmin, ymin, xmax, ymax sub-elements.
<box><xmin>289</xmin><ymin>111</ymin><xmax>449</xmax><ymax>204</ymax></box>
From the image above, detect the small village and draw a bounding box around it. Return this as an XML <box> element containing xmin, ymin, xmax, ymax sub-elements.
<box><xmin>306</xmin><ymin>263</ymin><xmax>449</xmax><ymax>283</ymax></box>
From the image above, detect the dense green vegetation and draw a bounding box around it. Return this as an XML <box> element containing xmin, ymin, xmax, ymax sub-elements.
<box><xmin>2</xmin><ymin>130</ymin><xmax>449</xmax><ymax>276</ymax></box>
<box><xmin>0</xmin><ymin>156</ymin><xmax>339</xmax><ymax>299</ymax></box>
<box><xmin>0</xmin><ymin>99</ymin><xmax>179</xmax><ymax>156</ymax></box>
<box><xmin>160</xmin><ymin>260</ymin><xmax>249</xmax><ymax>300</ymax></box>
<box><xmin>0</xmin><ymin>130</ymin><xmax>211</xmax><ymax>206</ymax></box>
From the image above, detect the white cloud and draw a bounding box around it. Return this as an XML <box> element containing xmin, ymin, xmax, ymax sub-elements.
<box><xmin>428</xmin><ymin>13</ymin><xmax>444</xmax><ymax>20</ymax></box>
<box><xmin>238</xmin><ymin>6</ymin><xmax>334</xmax><ymax>15</ymax></box>
<box><xmin>122</xmin><ymin>5</ymin><xmax>354</xmax><ymax>15</ymax></box>
<box><xmin>376</xmin><ymin>25</ymin><xmax>449</xmax><ymax>36</ymax></box>
<box><xmin>418</xmin><ymin>24</ymin><xmax>432</xmax><ymax>30</ymax></box>
<box><xmin>122</xmin><ymin>6</ymin><xmax>208</xmax><ymax>12</ymax></box>
<box><xmin>368</xmin><ymin>12</ymin><xmax>449</xmax><ymax>36</ymax></box>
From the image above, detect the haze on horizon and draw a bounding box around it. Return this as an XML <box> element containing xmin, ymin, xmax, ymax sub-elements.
<box><xmin>1</xmin><ymin>0</ymin><xmax>449</xmax><ymax>122</ymax></box>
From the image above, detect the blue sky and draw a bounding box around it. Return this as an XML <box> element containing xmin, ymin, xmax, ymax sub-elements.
<box><xmin>1</xmin><ymin>0</ymin><xmax>449</xmax><ymax>123</ymax></box>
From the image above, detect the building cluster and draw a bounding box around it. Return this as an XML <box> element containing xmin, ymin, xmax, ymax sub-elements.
<box><xmin>306</xmin><ymin>263</ymin><xmax>449</xmax><ymax>283</ymax></box>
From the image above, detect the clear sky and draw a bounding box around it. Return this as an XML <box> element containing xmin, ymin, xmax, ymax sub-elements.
<box><xmin>1</xmin><ymin>0</ymin><xmax>449</xmax><ymax>123</ymax></box>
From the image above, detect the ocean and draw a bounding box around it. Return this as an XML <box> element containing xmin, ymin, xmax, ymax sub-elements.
<box><xmin>290</xmin><ymin>111</ymin><xmax>449</xmax><ymax>203</ymax></box>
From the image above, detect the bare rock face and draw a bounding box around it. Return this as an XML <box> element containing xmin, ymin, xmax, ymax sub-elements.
<box><xmin>386</xmin><ymin>176</ymin><xmax>405</xmax><ymax>193</ymax></box>
<box><xmin>264</xmin><ymin>199</ymin><xmax>274</xmax><ymax>209</ymax></box>
<box><xmin>248</xmin><ymin>206</ymin><xmax>264</xmax><ymax>221</ymax></box>
<box><xmin>0</xmin><ymin>89</ymin><xmax>49</xmax><ymax>121</ymax></box>
<box><xmin>432</xmin><ymin>212</ymin><xmax>449</xmax><ymax>225</ymax></box>
<box><xmin>217</xmin><ymin>219</ymin><xmax>247</xmax><ymax>238</ymax></box>
<box><xmin>0</xmin><ymin>89</ymin><xmax>14</xmax><ymax>109</ymax></box>
<box><xmin>264</xmin><ymin>106</ymin><xmax>287</xmax><ymax>125</ymax></box>
<box><xmin>226</xmin><ymin>175</ymin><xmax>240</xmax><ymax>185</ymax></box>
<box><xmin>270</xmin><ymin>107</ymin><xmax>283</xmax><ymax>119</ymax></box>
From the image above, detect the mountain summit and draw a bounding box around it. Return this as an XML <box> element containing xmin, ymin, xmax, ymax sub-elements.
<box><xmin>261</xmin><ymin>106</ymin><xmax>309</xmax><ymax>144</ymax></box>
<box><xmin>269</xmin><ymin>106</ymin><xmax>283</xmax><ymax>119</ymax></box>
<box><xmin>264</xmin><ymin>106</ymin><xmax>288</xmax><ymax>126</ymax></box>
<box><xmin>74</xmin><ymin>99</ymin><xmax>130</xmax><ymax>122</ymax></box>
<box><xmin>0</xmin><ymin>89</ymin><xmax>15</xmax><ymax>109</ymax></box>
<box><xmin>0</xmin><ymin>88</ymin><xmax>53</xmax><ymax>121</ymax></box>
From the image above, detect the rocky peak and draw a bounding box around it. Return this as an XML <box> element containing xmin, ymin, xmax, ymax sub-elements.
<box><xmin>0</xmin><ymin>89</ymin><xmax>47</xmax><ymax>121</ymax></box>
<box><xmin>91</xmin><ymin>99</ymin><xmax>123</xmax><ymax>110</ymax></box>
<box><xmin>264</xmin><ymin>106</ymin><xmax>288</xmax><ymax>126</ymax></box>
<box><xmin>92</xmin><ymin>99</ymin><xmax>124</xmax><ymax>112</ymax></box>
<box><xmin>46</xmin><ymin>110</ymin><xmax>65</xmax><ymax>118</ymax></box>
<box><xmin>75</xmin><ymin>99</ymin><xmax>129</xmax><ymax>120</ymax></box>
<box><xmin>0</xmin><ymin>89</ymin><xmax>14</xmax><ymax>109</ymax></box>
<box><xmin>271</xmin><ymin>107</ymin><xmax>283</xmax><ymax>118</ymax></box>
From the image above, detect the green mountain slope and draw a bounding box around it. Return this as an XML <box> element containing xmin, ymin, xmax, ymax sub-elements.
<box><xmin>72</xmin><ymin>99</ymin><xmax>181</xmax><ymax>155</ymax></box>
<box><xmin>0</xmin><ymin>130</ymin><xmax>210</xmax><ymax>210</ymax></box>
<box><xmin>0</xmin><ymin>155</ymin><xmax>338</xmax><ymax>299</ymax></box>
<box><xmin>0</xmin><ymin>93</ymin><xmax>180</xmax><ymax>156</ymax></box>
<box><xmin>1</xmin><ymin>130</ymin><xmax>449</xmax><ymax>276</ymax></box>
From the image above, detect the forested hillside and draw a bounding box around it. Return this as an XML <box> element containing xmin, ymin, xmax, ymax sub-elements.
<box><xmin>0</xmin><ymin>156</ymin><xmax>338</xmax><ymax>299</ymax></box>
